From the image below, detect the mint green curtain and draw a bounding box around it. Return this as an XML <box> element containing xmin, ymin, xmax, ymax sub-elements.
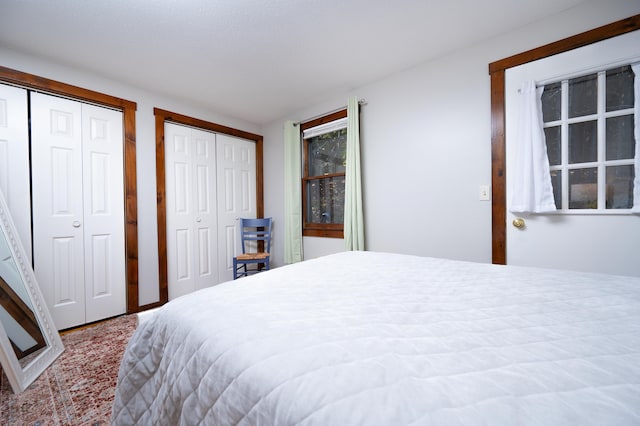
<box><xmin>284</xmin><ymin>121</ymin><xmax>303</xmax><ymax>263</ymax></box>
<box><xmin>344</xmin><ymin>97</ymin><xmax>365</xmax><ymax>250</ymax></box>
<box><xmin>632</xmin><ymin>62</ymin><xmax>640</xmax><ymax>213</ymax></box>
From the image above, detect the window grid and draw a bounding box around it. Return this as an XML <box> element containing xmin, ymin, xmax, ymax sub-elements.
<box><xmin>300</xmin><ymin>109</ymin><xmax>348</xmax><ymax>238</ymax></box>
<box><xmin>544</xmin><ymin>69</ymin><xmax>635</xmax><ymax>213</ymax></box>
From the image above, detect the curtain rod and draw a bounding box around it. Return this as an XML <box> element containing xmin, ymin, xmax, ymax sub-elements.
<box><xmin>293</xmin><ymin>99</ymin><xmax>367</xmax><ymax>126</ymax></box>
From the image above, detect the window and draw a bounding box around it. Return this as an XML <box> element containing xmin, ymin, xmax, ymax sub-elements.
<box><xmin>542</xmin><ymin>65</ymin><xmax>636</xmax><ymax>211</ymax></box>
<box><xmin>301</xmin><ymin>110</ymin><xmax>348</xmax><ymax>238</ymax></box>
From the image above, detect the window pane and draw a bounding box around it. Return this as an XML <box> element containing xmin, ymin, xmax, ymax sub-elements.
<box><xmin>306</xmin><ymin>176</ymin><xmax>345</xmax><ymax>224</ymax></box>
<box><xmin>569</xmin><ymin>120</ymin><xmax>597</xmax><ymax>164</ymax></box>
<box><xmin>569</xmin><ymin>73</ymin><xmax>597</xmax><ymax>118</ymax></box>
<box><xmin>541</xmin><ymin>82</ymin><xmax>561</xmax><ymax>122</ymax></box>
<box><xmin>606</xmin><ymin>165</ymin><xmax>634</xmax><ymax>209</ymax></box>
<box><xmin>544</xmin><ymin>126</ymin><xmax>561</xmax><ymax>166</ymax></box>
<box><xmin>569</xmin><ymin>167</ymin><xmax>597</xmax><ymax>209</ymax></box>
<box><xmin>550</xmin><ymin>170</ymin><xmax>562</xmax><ymax>210</ymax></box>
<box><xmin>606</xmin><ymin>65</ymin><xmax>635</xmax><ymax>111</ymax></box>
<box><xmin>307</xmin><ymin>128</ymin><xmax>347</xmax><ymax>176</ymax></box>
<box><xmin>606</xmin><ymin>115</ymin><xmax>635</xmax><ymax>160</ymax></box>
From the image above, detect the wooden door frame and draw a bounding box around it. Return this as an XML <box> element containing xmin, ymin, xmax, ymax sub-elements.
<box><xmin>154</xmin><ymin>108</ymin><xmax>264</xmax><ymax>306</ymax></box>
<box><xmin>0</xmin><ymin>66</ymin><xmax>140</xmax><ymax>314</ymax></box>
<box><xmin>488</xmin><ymin>15</ymin><xmax>640</xmax><ymax>265</ymax></box>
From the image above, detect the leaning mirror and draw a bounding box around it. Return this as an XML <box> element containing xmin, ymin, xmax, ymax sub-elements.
<box><xmin>0</xmin><ymin>187</ymin><xmax>63</xmax><ymax>393</ymax></box>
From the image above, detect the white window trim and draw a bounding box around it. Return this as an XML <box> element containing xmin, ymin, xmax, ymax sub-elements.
<box><xmin>302</xmin><ymin>117</ymin><xmax>347</xmax><ymax>139</ymax></box>
<box><xmin>543</xmin><ymin>66</ymin><xmax>636</xmax><ymax>213</ymax></box>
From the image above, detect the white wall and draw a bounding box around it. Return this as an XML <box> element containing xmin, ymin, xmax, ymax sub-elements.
<box><xmin>262</xmin><ymin>0</ymin><xmax>640</xmax><ymax>268</ymax></box>
<box><xmin>0</xmin><ymin>47</ymin><xmax>260</xmax><ymax>307</ymax></box>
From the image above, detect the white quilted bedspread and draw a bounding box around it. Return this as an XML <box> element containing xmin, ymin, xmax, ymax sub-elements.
<box><xmin>112</xmin><ymin>251</ymin><xmax>640</xmax><ymax>425</ymax></box>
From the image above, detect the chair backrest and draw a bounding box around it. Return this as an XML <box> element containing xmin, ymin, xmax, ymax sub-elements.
<box><xmin>239</xmin><ymin>217</ymin><xmax>272</xmax><ymax>254</ymax></box>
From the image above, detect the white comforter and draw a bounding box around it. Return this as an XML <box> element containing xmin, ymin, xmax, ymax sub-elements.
<box><xmin>112</xmin><ymin>251</ymin><xmax>640</xmax><ymax>425</ymax></box>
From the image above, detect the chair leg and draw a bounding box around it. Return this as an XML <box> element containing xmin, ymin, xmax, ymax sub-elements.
<box><xmin>233</xmin><ymin>258</ymin><xmax>238</xmax><ymax>280</ymax></box>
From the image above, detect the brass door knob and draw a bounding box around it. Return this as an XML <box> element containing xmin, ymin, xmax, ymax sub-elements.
<box><xmin>512</xmin><ymin>218</ymin><xmax>525</xmax><ymax>229</ymax></box>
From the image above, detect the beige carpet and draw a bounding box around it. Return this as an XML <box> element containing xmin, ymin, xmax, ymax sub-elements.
<box><xmin>0</xmin><ymin>315</ymin><xmax>137</xmax><ymax>425</ymax></box>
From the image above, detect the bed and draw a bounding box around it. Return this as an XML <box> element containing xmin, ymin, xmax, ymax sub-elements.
<box><xmin>111</xmin><ymin>251</ymin><xmax>640</xmax><ymax>425</ymax></box>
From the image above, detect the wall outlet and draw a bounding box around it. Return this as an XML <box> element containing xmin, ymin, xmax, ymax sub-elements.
<box><xmin>479</xmin><ymin>185</ymin><xmax>491</xmax><ymax>201</ymax></box>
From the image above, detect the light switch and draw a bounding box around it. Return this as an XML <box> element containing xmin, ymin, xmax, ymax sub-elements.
<box><xmin>479</xmin><ymin>185</ymin><xmax>491</xmax><ymax>201</ymax></box>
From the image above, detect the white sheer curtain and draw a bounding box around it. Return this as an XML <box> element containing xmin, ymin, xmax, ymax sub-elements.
<box><xmin>632</xmin><ymin>62</ymin><xmax>640</xmax><ymax>213</ymax></box>
<box><xmin>509</xmin><ymin>80</ymin><xmax>557</xmax><ymax>213</ymax></box>
<box><xmin>283</xmin><ymin>121</ymin><xmax>303</xmax><ymax>263</ymax></box>
<box><xmin>344</xmin><ymin>96</ymin><xmax>365</xmax><ymax>250</ymax></box>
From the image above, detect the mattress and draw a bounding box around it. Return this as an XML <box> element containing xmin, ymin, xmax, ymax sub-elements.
<box><xmin>111</xmin><ymin>251</ymin><xmax>640</xmax><ymax>425</ymax></box>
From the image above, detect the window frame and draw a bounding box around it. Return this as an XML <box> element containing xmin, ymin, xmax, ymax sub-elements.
<box><xmin>542</xmin><ymin>66</ymin><xmax>636</xmax><ymax>213</ymax></box>
<box><xmin>301</xmin><ymin>109</ymin><xmax>348</xmax><ymax>238</ymax></box>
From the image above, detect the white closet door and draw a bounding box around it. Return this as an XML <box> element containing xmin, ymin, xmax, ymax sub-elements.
<box><xmin>165</xmin><ymin>123</ymin><xmax>193</xmax><ymax>299</ymax></box>
<box><xmin>165</xmin><ymin>123</ymin><xmax>218</xmax><ymax>300</ymax></box>
<box><xmin>81</xmin><ymin>103</ymin><xmax>126</xmax><ymax>323</ymax></box>
<box><xmin>191</xmin><ymin>129</ymin><xmax>218</xmax><ymax>291</ymax></box>
<box><xmin>31</xmin><ymin>93</ymin><xmax>85</xmax><ymax>329</ymax></box>
<box><xmin>31</xmin><ymin>93</ymin><xmax>125</xmax><ymax>329</ymax></box>
<box><xmin>216</xmin><ymin>134</ymin><xmax>256</xmax><ymax>283</ymax></box>
<box><xmin>0</xmin><ymin>84</ymin><xmax>31</xmax><ymax>259</ymax></box>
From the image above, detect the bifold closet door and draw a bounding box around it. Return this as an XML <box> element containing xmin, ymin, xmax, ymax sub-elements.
<box><xmin>0</xmin><ymin>84</ymin><xmax>31</xmax><ymax>259</ymax></box>
<box><xmin>216</xmin><ymin>134</ymin><xmax>256</xmax><ymax>283</ymax></box>
<box><xmin>165</xmin><ymin>123</ymin><xmax>218</xmax><ymax>300</ymax></box>
<box><xmin>31</xmin><ymin>92</ymin><xmax>125</xmax><ymax>330</ymax></box>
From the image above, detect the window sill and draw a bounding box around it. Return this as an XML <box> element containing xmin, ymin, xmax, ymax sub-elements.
<box><xmin>303</xmin><ymin>228</ymin><xmax>344</xmax><ymax>239</ymax></box>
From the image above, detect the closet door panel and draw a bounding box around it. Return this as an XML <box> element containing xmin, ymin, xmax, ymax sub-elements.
<box><xmin>51</xmin><ymin>237</ymin><xmax>79</xmax><ymax>303</ymax></box>
<box><xmin>216</xmin><ymin>134</ymin><xmax>256</xmax><ymax>283</ymax></box>
<box><xmin>165</xmin><ymin>123</ymin><xmax>194</xmax><ymax>299</ymax></box>
<box><xmin>32</xmin><ymin>94</ymin><xmax>125</xmax><ymax>329</ymax></box>
<box><xmin>165</xmin><ymin>124</ymin><xmax>217</xmax><ymax>298</ymax></box>
<box><xmin>165</xmin><ymin>124</ymin><xmax>255</xmax><ymax>291</ymax></box>
<box><xmin>222</xmin><ymin>225</ymin><xmax>236</xmax><ymax>271</ymax></box>
<box><xmin>81</xmin><ymin>103</ymin><xmax>125</xmax><ymax>323</ymax></box>
<box><xmin>192</xmin><ymin>130</ymin><xmax>217</xmax><ymax>291</ymax></box>
<box><xmin>197</xmin><ymin>228</ymin><xmax>212</xmax><ymax>278</ymax></box>
<box><xmin>0</xmin><ymin>84</ymin><xmax>31</xmax><ymax>258</ymax></box>
<box><xmin>31</xmin><ymin>92</ymin><xmax>85</xmax><ymax>330</ymax></box>
<box><xmin>175</xmin><ymin>228</ymin><xmax>191</xmax><ymax>280</ymax></box>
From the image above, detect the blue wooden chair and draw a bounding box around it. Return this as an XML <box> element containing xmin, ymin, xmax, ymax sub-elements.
<box><xmin>233</xmin><ymin>217</ymin><xmax>272</xmax><ymax>279</ymax></box>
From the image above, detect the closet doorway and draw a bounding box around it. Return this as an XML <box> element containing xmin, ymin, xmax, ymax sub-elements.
<box><xmin>31</xmin><ymin>92</ymin><xmax>126</xmax><ymax>329</ymax></box>
<box><xmin>0</xmin><ymin>66</ymin><xmax>139</xmax><ymax>323</ymax></box>
<box><xmin>155</xmin><ymin>108</ymin><xmax>263</xmax><ymax>304</ymax></box>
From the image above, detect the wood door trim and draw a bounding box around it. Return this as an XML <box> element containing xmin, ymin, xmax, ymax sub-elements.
<box><xmin>488</xmin><ymin>14</ymin><xmax>640</xmax><ymax>265</ymax></box>
<box><xmin>0</xmin><ymin>66</ymin><xmax>140</xmax><ymax>314</ymax></box>
<box><xmin>153</xmin><ymin>108</ymin><xmax>264</xmax><ymax>306</ymax></box>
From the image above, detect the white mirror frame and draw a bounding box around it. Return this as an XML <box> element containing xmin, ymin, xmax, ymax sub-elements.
<box><xmin>0</xmin><ymin>187</ymin><xmax>63</xmax><ymax>393</ymax></box>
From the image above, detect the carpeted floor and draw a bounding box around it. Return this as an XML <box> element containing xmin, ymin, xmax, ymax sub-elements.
<box><xmin>0</xmin><ymin>314</ymin><xmax>138</xmax><ymax>425</ymax></box>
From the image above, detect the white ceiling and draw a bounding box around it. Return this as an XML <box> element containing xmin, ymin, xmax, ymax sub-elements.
<box><xmin>0</xmin><ymin>0</ymin><xmax>587</xmax><ymax>125</ymax></box>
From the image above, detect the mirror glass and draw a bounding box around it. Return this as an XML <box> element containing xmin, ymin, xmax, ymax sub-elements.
<box><xmin>0</xmin><ymin>188</ymin><xmax>63</xmax><ymax>393</ymax></box>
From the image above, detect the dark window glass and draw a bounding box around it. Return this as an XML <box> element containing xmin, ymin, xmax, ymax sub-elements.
<box><xmin>606</xmin><ymin>115</ymin><xmax>635</xmax><ymax>160</ymax></box>
<box><xmin>569</xmin><ymin>168</ymin><xmax>597</xmax><ymax>209</ymax></box>
<box><xmin>541</xmin><ymin>82</ymin><xmax>561</xmax><ymax>122</ymax></box>
<box><xmin>569</xmin><ymin>120</ymin><xmax>597</xmax><ymax>164</ymax></box>
<box><xmin>569</xmin><ymin>73</ymin><xmax>597</xmax><ymax>118</ymax></box>
<box><xmin>550</xmin><ymin>170</ymin><xmax>562</xmax><ymax>210</ymax></box>
<box><xmin>606</xmin><ymin>165</ymin><xmax>634</xmax><ymax>209</ymax></box>
<box><xmin>305</xmin><ymin>176</ymin><xmax>345</xmax><ymax>224</ymax></box>
<box><xmin>307</xmin><ymin>129</ymin><xmax>347</xmax><ymax>176</ymax></box>
<box><xmin>544</xmin><ymin>126</ymin><xmax>561</xmax><ymax>166</ymax></box>
<box><xmin>606</xmin><ymin>66</ymin><xmax>635</xmax><ymax>111</ymax></box>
